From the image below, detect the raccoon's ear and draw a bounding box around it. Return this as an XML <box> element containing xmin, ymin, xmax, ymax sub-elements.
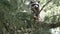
<box><xmin>30</xmin><ymin>1</ymin><xmax>34</xmax><ymax>3</ymax></box>
<box><xmin>38</xmin><ymin>1</ymin><xmax>40</xmax><ymax>3</ymax></box>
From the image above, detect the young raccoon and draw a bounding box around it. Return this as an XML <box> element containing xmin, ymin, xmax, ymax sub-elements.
<box><xmin>30</xmin><ymin>1</ymin><xmax>40</xmax><ymax>21</ymax></box>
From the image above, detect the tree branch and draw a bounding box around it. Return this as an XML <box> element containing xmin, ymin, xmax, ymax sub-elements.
<box><xmin>38</xmin><ymin>0</ymin><xmax>60</xmax><ymax>29</ymax></box>
<box><xmin>49</xmin><ymin>22</ymin><xmax>60</xmax><ymax>28</ymax></box>
<box><xmin>39</xmin><ymin>0</ymin><xmax>52</xmax><ymax>13</ymax></box>
<box><xmin>40</xmin><ymin>21</ymin><xmax>60</xmax><ymax>29</ymax></box>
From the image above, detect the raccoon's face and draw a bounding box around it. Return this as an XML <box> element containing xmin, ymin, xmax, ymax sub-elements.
<box><xmin>30</xmin><ymin>1</ymin><xmax>40</xmax><ymax>9</ymax></box>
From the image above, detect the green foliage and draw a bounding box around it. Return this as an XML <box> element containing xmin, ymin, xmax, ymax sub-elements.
<box><xmin>0</xmin><ymin>0</ymin><xmax>60</xmax><ymax>34</ymax></box>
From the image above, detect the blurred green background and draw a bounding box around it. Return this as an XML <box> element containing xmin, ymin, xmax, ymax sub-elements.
<box><xmin>0</xmin><ymin>0</ymin><xmax>60</xmax><ymax>34</ymax></box>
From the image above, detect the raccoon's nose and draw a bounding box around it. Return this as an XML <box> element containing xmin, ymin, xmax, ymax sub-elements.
<box><xmin>35</xmin><ymin>5</ymin><xmax>38</xmax><ymax>8</ymax></box>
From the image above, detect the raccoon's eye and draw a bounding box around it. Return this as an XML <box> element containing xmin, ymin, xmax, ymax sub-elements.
<box><xmin>31</xmin><ymin>4</ymin><xmax>35</xmax><ymax>6</ymax></box>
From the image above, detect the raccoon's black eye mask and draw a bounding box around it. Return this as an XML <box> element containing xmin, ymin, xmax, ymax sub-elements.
<box><xmin>31</xmin><ymin>4</ymin><xmax>39</xmax><ymax>7</ymax></box>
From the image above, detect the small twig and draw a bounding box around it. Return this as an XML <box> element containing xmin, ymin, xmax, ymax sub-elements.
<box><xmin>39</xmin><ymin>0</ymin><xmax>52</xmax><ymax>13</ymax></box>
